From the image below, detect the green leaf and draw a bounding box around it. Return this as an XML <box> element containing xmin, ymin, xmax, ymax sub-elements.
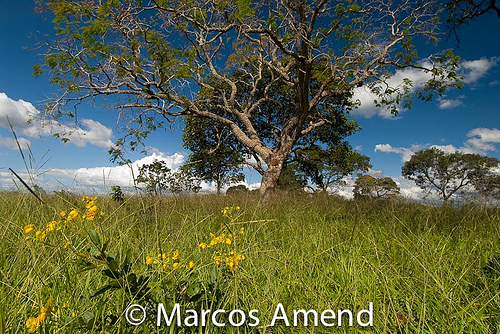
<box><xmin>88</xmin><ymin>229</ymin><xmax>101</xmax><ymax>248</ymax></box>
<box><xmin>90</xmin><ymin>284</ymin><xmax>114</xmax><ymax>298</ymax></box>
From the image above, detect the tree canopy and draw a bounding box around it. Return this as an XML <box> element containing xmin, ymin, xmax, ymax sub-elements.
<box><xmin>182</xmin><ymin>115</ymin><xmax>244</xmax><ymax>194</ymax></box>
<box><xmin>402</xmin><ymin>148</ymin><xmax>500</xmax><ymax>204</ymax></box>
<box><xmin>353</xmin><ymin>175</ymin><xmax>400</xmax><ymax>200</ymax></box>
<box><xmin>36</xmin><ymin>0</ymin><xmax>463</xmax><ymax>199</ymax></box>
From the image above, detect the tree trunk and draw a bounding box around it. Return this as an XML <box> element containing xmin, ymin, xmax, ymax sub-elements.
<box><xmin>259</xmin><ymin>158</ymin><xmax>286</xmax><ymax>201</ymax></box>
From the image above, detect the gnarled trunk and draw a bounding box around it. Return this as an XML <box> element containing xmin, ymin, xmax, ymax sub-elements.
<box><xmin>259</xmin><ymin>155</ymin><xmax>287</xmax><ymax>201</ymax></box>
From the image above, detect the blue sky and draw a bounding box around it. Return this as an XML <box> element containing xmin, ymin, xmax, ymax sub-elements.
<box><xmin>0</xmin><ymin>0</ymin><xmax>499</xmax><ymax>198</ymax></box>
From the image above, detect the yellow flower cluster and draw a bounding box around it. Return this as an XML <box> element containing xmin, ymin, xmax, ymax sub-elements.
<box><xmin>221</xmin><ymin>206</ymin><xmax>241</xmax><ymax>217</ymax></box>
<box><xmin>82</xmin><ymin>196</ymin><xmax>101</xmax><ymax>221</ymax></box>
<box><xmin>199</xmin><ymin>227</ymin><xmax>245</xmax><ymax>271</ymax></box>
<box><xmin>145</xmin><ymin>250</ymin><xmax>194</xmax><ymax>271</ymax></box>
<box><xmin>24</xmin><ymin>196</ymin><xmax>102</xmax><ymax>243</ymax></box>
<box><xmin>26</xmin><ymin>298</ymin><xmax>52</xmax><ymax>333</ymax></box>
<box><xmin>25</xmin><ymin>208</ymin><xmax>78</xmax><ymax>242</ymax></box>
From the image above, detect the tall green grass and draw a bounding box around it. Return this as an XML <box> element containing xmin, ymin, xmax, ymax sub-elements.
<box><xmin>1</xmin><ymin>192</ymin><xmax>499</xmax><ymax>333</ymax></box>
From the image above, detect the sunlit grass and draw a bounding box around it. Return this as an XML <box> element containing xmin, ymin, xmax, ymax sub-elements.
<box><xmin>1</xmin><ymin>192</ymin><xmax>499</xmax><ymax>333</ymax></box>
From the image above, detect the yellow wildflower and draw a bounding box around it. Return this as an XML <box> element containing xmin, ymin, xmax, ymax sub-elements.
<box><xmin>172</xmin><ymin>262</ymin><xmax>180</xmax><ymax>270</ymax></box>
<box><xmin>63</xmin><ymin>241</ymin><xmax>71</xmax><ymax>249</ymax></box>
<box><xmin>35</xmin><ymin>230</ymin><xmax>47</xmax><ymax>242</ymax></box>
<box><xmin>146</xmin><ymin>256</ymin><xmax>153</xmax><ymax>266</ymax></box>
<box><xmin>189</xmin><ymin>261</ymin><xmax>194</xmax><ymax>269</ymax></box>
<box><xmin>24</xmin><ymin>224</ymin><xmax>35</xmax><ymax>234</ymax></box>
<box><xmin>199</xmin><ymin>242</ymin><xmax>207</xmax><ymax>249</ymax></box>
<box><xmin>26</xmin><ymin>317</ymin><xmax>39</xmax><ymax>333</ymax></box>
<box><xmin>26</xmin><ymin>298</ymin><xmax>51</xmax><ymax>333</ymax></box>
<box><xmin>60</xmin><ymin>211</ymin><xmax>66</xmax><ymax>218</ymax></box>
<box><xmin>213</xmin><ymin>255</ymin><xmax>222</xmax><ymax>265</ymax></box>
<box><xmin>84</xmin><ymin>205</ymin><xmax>98</xmax><ymax>221</ymax></box>
<box><xmin>67</xmin><ymin>209</ymin><xmax>78</xmax><ymax>221</ymax></box>
<box><xmin>46</xmin><ymin>221</ymin><xmax>59</xmax><ymax>232</ymax></box>
<box><xmin>172</xmin><ymin>250</ymin><xmax>179</xmax><ymax>261</ymax></box>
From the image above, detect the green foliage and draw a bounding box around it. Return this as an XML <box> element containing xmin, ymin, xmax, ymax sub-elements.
<box><xmin>135</xmin><ymin>159</ymin><xmax>201</xmax><ymax>195</ymax></box>
<box><xmin>353</xmin><ymin>174</ymin><xmax>400</xmax><ymax>200</ymax></box>
<box><xmin>182</xmin><ymin>115</ymin><xmax>244</xmax><ymax>194</ymax></box>
<box><xmin>294</xmin><ymin>143</ymin><xmax>372</xmax><ymax>192</ymax></box>
<box><xmin>135</xmin><ymin>159</ymin><xmax>171</xmax><ymax>195</ymax></box>
<box><xmin>226</xmin><ymin>184</ymin><xmax>248</xmax><ymax>195</ymax></box>
<box><xmin>109</xmin><ymin>186</ymin><xmax>124</xmax><ymax>202</ymax></box>
<box><xmin>277</xmin><ymin>163</ymin><xmax>307</xmax><ymax>192</ymax></box>
<box><xmin>402</xmin><ymin>148</ymin><xmax>500</xmax><ymax>204</ymax></box>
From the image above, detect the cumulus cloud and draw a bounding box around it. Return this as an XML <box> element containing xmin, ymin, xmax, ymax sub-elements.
<box><xmin>45</xmin><ymin>151</ymin><xmax>185</xmax><ymax>189</ymax></box>
<box><xmin>438</xmin><ymin>95</ymin><xmax>465</xmax><ymax>109</ymax></box>
<box><xmin>460</xmin><ymin>58</ymin><xmax>498</xmax><ymax>84</ymax></box>
<box><xmin>0</xmin><ymin>135</ymin><xmax>31</xmax><ymax>150</ymax></box>
<box><xmin>351</xmin><ymin>57</ymin><xmax>497</xmax><ymax>118</ymax></box>
<box><xmin>375</xmin><ymin>128</ymin><xmax>500</xmax><ymax>162</ymax></box>
<box><xmin>374</xmin><ymin>143</ymin><xmax>428</xmax><ymax>162</ymax></box>
<box><xmin>0</xmin><ymin>92</ymin><xmax>114</xmax><ymax>149</ymax></box>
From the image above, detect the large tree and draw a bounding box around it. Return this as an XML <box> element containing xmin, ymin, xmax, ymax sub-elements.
<box><xmin>36</xmin><ymin>0</ymin><xmax>462</xmax><ymax>199</ymax></box>
<box><xmin>402</xmin><ymin>148</ymin><xmax>500</xmax><ymax>204</ymax></box>
<box><xmin>182</xmin><ymin>115</ymin><xmax>244</xmax><ymax>194</ymax></box>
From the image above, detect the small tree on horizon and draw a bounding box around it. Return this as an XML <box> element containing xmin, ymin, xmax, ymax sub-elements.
<box><xmin>353</xmin><ymin>175</ymin><xmax>400</xmax><ymax>200</ymax></box>
<box><xmin>402</xmin><ymin>148</ymin><xmax>500</xmax><ymax>205</ymax></box>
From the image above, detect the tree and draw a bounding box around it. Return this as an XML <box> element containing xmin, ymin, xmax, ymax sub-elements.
<box><xmin>226</xmin><ymin>184</ymin><xmax>249</xmax><ymax>194</ymax></box>
<box><xmin>182</xmin><ymin>115</ymin><xmax>244</xmax><ymax>194</ymax></box>
<box><xmin>446</xmin><ymin>0</ymin><xmax>500</xmax><ymax>40</ymax></box>
<box><xmin>277</xmin><ymin>162</ymin><xmax>308</xmax><ymax>192</ymax></box>
<box><xmin>477</xmin><ymin>173</ymin><xmax>500</xmax><ymax>200</ymax></box>
<box><xmin>135</xmin><ymin>159</ymin><xmax>201</xmax><ymax>195</ymax></box>
<box><xmin>294</xmin><ymin>143</ymin><xmax>372</xmax><ymax>193</ymax></box>
<box><xmin>167</xmin><ymin>168</ymin><xmax>202</xmax><ymax>195</ymax></box>
<box><xmin>135</xmin><ymin>159</ymin><xmax>171</xmax><ymax>195</ymax></box>
<box><xmin>37</xmin><ymin>0</ymin><xmax>462</xmax><ymax>199</ymax></box>
<box><xmin>353</xmin><ymin>175</ymin><xmax>400</xmax><ymax>200</ymax></box>
<box><xmin>402</xmin><ymin>148</ymin><xmax>500</xmax><ymax>205</ymax></box>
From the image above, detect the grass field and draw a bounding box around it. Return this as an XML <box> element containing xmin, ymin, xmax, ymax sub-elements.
<box><xmin>1</xmin><ymin>192</ymin><xmax>500</xmax><ymax>333</ymax></box>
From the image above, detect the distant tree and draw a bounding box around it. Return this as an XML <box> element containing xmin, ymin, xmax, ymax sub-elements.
<box><xmin>353</xmin><ymin>175</ymin><xmax>400</xmax><ymax>200</ymax></box>
<box><xmin>182</xmin><ymin>115</ymin><xmax>244</xmax><ymax>194</ymax></box>
<box><xmin>473</xmin><ymin>171</ymin><xmax>500</xmax><ymax>200</ymax></box>
<box><xmin>226</xmin><ymin>185</ymin><xmax>249</xmax><ymax>195</ymax></box>
<box><xmin>168</xmin><ymin>168</ymin><xmax>202</xmax><ymax>195</ymax></box>
<box><xmin>295</xmin><ymin>144</ymin><xmax>372</xmax><ymax>193</ymax></box>
<box><xmin>135</xmin><ymin>159</ymin><xmax>171</xmax><ymax>196</ymax></box>
<box><xmin>402</xmin><ymin>148</ymin><xmax>500</xmax><ymax>205</ymax></box>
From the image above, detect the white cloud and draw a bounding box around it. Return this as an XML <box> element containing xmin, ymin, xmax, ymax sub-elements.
<box><xmin>462</xmin><ymin>128</ymin><xmax>500</xmax><ymax>154</ymax></box>
<box><xmin>374</xmin><ymin>143</ymin><xmax>427</xmax><ymax>162</ymax></box>
<box><xmin>351</xmin><ymin>57</ymin><xmax>498</xmax><ymax>118</ymax></box>
<box><xmin>460</xmin><ymin>58</ymin><xmax>498</xmax><ymax>84</ymax></box>
<box><xmin>45</xmin><ymin>151</ymin><xmax>185</xmax><ymax>189</ymax></box>
<box><xmin>375</xmin><ymin>128</ymin><xmax>500</xmax><ymax>162</ymax></box>
<box><xmin>0</xmin><ymin>135</ymin><xmax>31</xmax><ymax>150</ymax></box>
<box><xmin>438</xmin><ymin>95</ymin><xmax>465</xmax><ymax>109</ymax></box>
<box><xmin>0</xmin><ymin>92</ymin><xmax>114</xmax><ymax>149</ymax></box>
